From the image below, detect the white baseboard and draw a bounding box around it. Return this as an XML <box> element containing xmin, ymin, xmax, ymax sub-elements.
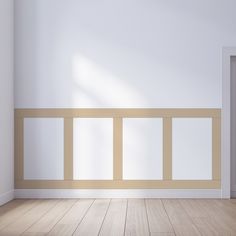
<box><xmin>0</xmin><ymin>190</ymin><xmax>14</xmax><ymax>206</ymax></box>
<box><xmin>14</xmin><ymin>189</ymin><xmax>222</xmax><ymax>199</ymax></box>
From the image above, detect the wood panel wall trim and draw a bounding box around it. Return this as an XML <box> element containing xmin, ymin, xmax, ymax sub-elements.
<box><xmin>163</xmin><ymin>118</ymin><xmax>172</xmax><ymax>180</ymax></box>
<box><xmin>14</xmin><ymin>108</ymin><xmax>221</xmax><ymax>189</ymax></box>
<box><xmin>113</xmin><ymin>118</ymin><xmax>123</xmax><ymax>180</ymax></box>
<box><xmin>212</xmin><ymin>117</ymin><xmax>221</xmax><ymax>180</ymax></box>
<box><xmin>14</xmin><ymin>117</ymin><xmax>24</xmax><ymax>183</ymax></box>
<box><xmin>64</xmin><ymin>118</ymin><xmax>73</xmax><ymax>180</ymax></box>
<box><xmin>15</xmin><ymin>108</ymin><xmax>221</xmax><ymax>118</ymax></box>
<box><xmin>15</xmin><ymin>180</ymin><xmax>221</xmax><ymax>189</ymax></box>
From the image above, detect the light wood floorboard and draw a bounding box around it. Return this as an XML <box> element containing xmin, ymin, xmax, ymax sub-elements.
<box><xmin>179</xmin><ymin>199</ymin><xmax>232</xmax><ymax>236</ymax></box>
<box><xmin>0</xmin><ymin>200</ymin><xmax>59</xmax><ymax>236</ymax></box>
<box><xmin>145</xmin><ymin>199</ymin><xmax>174</xmax><ymax>235</ymax></box>
<box><xmin>48</xmin><ymin>199</ymin><xmax>94</xmax><ymax>236</ymax></box>
<box><xmin>194</xmin><ymin>200</ymin><xmax>236</xmax><ymax>235</ymax></box>
<box><xmin>73</xmin><ymin>199</ymin><xmax>110</xmax><ymax>236</ymax></box>
<box><xmin>22</xmin><ymin>199</ymin><xmax>77</xmax><ymax>235</ymax></box>
<box><xmin>125</xmin><ymin>199</ymin><xmax>150</xmax><ymax>236</ymax></box>
<box><xmin>162</xmin><ymin>199</ymin><xmax>201</xmax><ymax>236</ymax></box>
<box><xmin>0</xmin><ymin>199</ymin><xmax>236</xmax><ymax>236</ymax></box>
<box><xmin>99</xmin><ymin>199</ymin><xmax>127</xmax><ymax>236</ymax></box>
<box><xmin>0</xmin><ymin>200</ymin><xmax>39</xmax><ymax>232</ymax></box>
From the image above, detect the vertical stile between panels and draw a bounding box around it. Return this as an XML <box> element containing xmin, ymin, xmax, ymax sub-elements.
<box><xmin>212</xmin><ymin>117</ymin><xmax>221</xmax><ymax>180</ymax></box>
<box><xmin>113</xmin><ymin>117</ymin><xmax>123</xmax><ymax>180</ymax></box>
<box><xmin>163</xmin><ymin>117</ymin><xmax>172</xmax><ymax>180</ymax></box>
<box><xmin>64</xmin><ymin>118</ymin><xmax>74</xmax><ymax>180</ymax></box>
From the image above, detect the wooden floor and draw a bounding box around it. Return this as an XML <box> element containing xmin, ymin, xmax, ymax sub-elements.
<box><xmin>0</xmin><ymin>199</ymin><xmax>236</xmax><ymax>236</ymax></box>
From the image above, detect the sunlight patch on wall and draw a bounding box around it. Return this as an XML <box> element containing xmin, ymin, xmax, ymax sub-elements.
<box><xmin>72</xmin><ymin>55</ymin><xmax>147</xmax><ymax>107</ymax></box>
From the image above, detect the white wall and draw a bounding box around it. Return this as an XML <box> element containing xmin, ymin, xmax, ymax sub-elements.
<box><xmin>15</xmin><ymin>0</ymin><xmax>236</xmax><ymax>109</ymax></box>
<box><xmin>14</xmin><ymin>0</ymin><xmax>236</xmax><ymax>197</ymax></box>
<box><xmin>0</xmin><ymin>0</ymin><xmax>14</xmax><ymax>205</ymax></box>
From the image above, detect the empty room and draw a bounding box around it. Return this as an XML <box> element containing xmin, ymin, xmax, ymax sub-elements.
<box><xmin>1</xmin><ymin>0</ymin><xmax>236</xmax><ymax>235</ymax></box>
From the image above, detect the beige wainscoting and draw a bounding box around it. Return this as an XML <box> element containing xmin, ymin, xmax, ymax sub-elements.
<box><xmin>14</xmin><ymin>108</ymin><xmax>221</xmax><ymax>189</ymax></box>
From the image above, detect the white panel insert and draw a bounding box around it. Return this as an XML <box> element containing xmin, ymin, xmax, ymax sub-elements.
<box><xmin>24</xmin><ymin>118</ymin><xmax>64</xmax><ymax>180</ymax></box>
<box><xmin>73</xmin><ymin>118</ymin><xmax>113</xmax><ymax>180</ymax></box>
<box><xmin>172</xmin><ymin>118</ymin><xmax>212</xmax><ymax>180</ymax></box>
<box><xmin>123</xmin><ymin>118</ymin><xmax>163</xmax><ymax>180</ymax></box>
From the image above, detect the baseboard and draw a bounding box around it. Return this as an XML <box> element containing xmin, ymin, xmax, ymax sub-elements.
<box><xmin>14</xmin><ymin>189</ymin><xmax>222</xmax><ymax>199</ymax></box>
<box><xmin>0</xmin><ymin>190</ymin><xmax>14</xmax><ymax>206</ymax></box>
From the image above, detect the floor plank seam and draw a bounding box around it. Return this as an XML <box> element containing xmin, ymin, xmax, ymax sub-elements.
<box><xmin>71</xmin><ymin>198</ymin><xmax>96</xmax><ymax>236</ymax></box>
<box><xmin>0</xmin><ymin>200</ymin><xmax>43</xmax><ymax>234</ymax></box>
<box><xmin>144</xmin><ymin>199</ymin><xmax>151</xmax><ymax>236</ymax></box>
<box><xmin>20</xmin><ymin>199</ymin><xmax>61</xmax><ymax>235</ymax></box>
<box><xmin>45</xmin><ymin>199</ymin><xmax>79</xmax><ymax>236</ymax></box>
<box><xmin>178</xmin><ymin>199</ymin><xmax>203</xmax><ymax>236</ymax></box>
<box><xmin>161</xmin><ymin>199</ymin><xmax>177</xmax><ymax>236</ymax></box>
<box><xmin>123</xmin><ymin>198</ymin><xmax>128</xmax><ymax>236</ymax></box>
<box><xmin>0</xmin><ymin>200</ymin><xmax>25</xmax><ymax>219</ymax></box>
<box><xmin>97</xmin><ymin>198</ymin><xmax>112</xmax><ymax>236</ymax></box>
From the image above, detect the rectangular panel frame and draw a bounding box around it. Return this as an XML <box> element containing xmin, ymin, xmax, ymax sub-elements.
<box><xmin>15</xmin><ymin>108</ymin><xmax>221</xmax><ymax>189</ymax></box>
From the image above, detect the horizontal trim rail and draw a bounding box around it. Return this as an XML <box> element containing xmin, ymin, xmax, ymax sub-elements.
<box><xmin>15</xmin><ymin>108</ymin><xmax>221</xmax><ymax>118</ymax></box>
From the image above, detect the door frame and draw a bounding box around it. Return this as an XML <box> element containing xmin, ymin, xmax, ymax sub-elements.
<box><xmin>222</xmin><ymin>47</ymin><xmax>236</xmax><ymax>198</ymax></box>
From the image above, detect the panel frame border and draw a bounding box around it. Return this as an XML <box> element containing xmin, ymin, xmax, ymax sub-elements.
<box><xmin>15</xmin><ymin>108</ymin><xmax>221</xmax><ymax>189</ymax></box>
